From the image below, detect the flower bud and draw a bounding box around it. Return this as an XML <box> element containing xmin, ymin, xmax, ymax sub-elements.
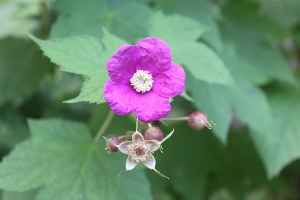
<box><xmin>144</xmin><ymin>126</ymin><xmax>164</xmax><ymax>141</ymax></box>
<box><xmin>188</xmin><ymin>111</ymin><xmax>215</xmax><ymax>131</ymax></box>
<box><xmin>106</xmin><ymin>137</ymin><xmax>121</xmax><ymax>152</ymax></box>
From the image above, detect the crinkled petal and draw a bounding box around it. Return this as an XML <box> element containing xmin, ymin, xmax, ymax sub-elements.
<box><xmin>132</xmin><ymin>132</ymin><xmax>144</xmax><ymax>143</ymax></box>
<box><xmin>142</xmin><ymin>154</ymin><xmax>156</xmax><ymax>169</ymax></box>
<box><xmin>118</xmin><ymin>141</ymin><xmax>132</xmax><ymax>154</ymax></box>
<box><xmin>136</xmin><ymin>37</ymin><xmax>171</xmax><ymax>76</ymax></box>
<box><xmin>126</xmin><ymin>157</ymin><xmax>138</xmax><ymax>170</ymax></box>
<box><xmin>103</xmin><ymin>80</ymin><xmax>137</xmax><ymax>115</ymax></box>
<box><xmin>147</xmin><ymin>140</ymin><xmax>161</xmax><ymax>152</ymax></box>
<box><xmin>152</xmin><ymin>63</ymin><xmax>185</xmax><ymax>98</ymax></box>
<box><xmin>107</xmin><ymin>45</ymin><xmax>139</xmax><ymax>84</ymax></box>
<box><xmin>134</xmin><ymin>91</ymin><xmax>171</xmax><ymax>122</ymax></box>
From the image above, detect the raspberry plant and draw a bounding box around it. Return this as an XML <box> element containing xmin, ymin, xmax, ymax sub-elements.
<box><xmin>1</xmin><ymin>0</ymin><xmax>300</xmax><ymax>199</ymax></box>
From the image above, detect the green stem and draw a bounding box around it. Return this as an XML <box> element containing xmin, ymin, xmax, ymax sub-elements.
<box><xmin>93</xmin><ymin>110</ymin><xmax>114</xmax><ymax>143</ymax></box>
<box><xmin>160</xmin><ymin>116</ymin><xmax>188</xmax><ymax>121</ymax></box>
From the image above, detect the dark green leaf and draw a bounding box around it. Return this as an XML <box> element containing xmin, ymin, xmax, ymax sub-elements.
<box><xmin>0</xmin><ymin>119</ymin><xmax>151</xmax><ymax>200</ymax></box>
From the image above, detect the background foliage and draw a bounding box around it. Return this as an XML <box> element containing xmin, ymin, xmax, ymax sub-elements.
<box><xmin>0</xmin><ymin>0</ymin><xmax>300</xmax><ymax>199</ymax></box>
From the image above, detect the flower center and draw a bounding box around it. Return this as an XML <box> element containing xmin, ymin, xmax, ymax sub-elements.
<box><xmin>128</xmin><ymin>141</ymin><xmax>152</xmax><ymax>163</ymax></box>
<box><xmin>130</xmin><ymin>70</ymin><xmax>154</xmax><ymax>93</ymax></box>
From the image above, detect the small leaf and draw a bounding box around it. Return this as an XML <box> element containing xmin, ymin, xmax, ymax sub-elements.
<box><xmin>0</xmin><ymin>119</ymin><xmax>151</xmax><ymax>200</ymax></box>
<box><xmin>29</xmin><ymin>30</ymin><xmax>127</xmax><ymax>104</ymax></box>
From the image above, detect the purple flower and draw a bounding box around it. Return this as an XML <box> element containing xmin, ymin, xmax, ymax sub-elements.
<box><xmin>103</xmin><ymin>37</ymin><xmax>185</xmax><ymax>122</ymax></box>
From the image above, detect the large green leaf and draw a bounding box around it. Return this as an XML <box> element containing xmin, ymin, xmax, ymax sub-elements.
<box><xmin>148</xmin><ymin>12</ymin><xmax>233</xmax><ymax>86</ymax></box>
<box><xmin>153</xmin><ymin>0</ymin><xmax>223</xmax><ymax>50</ymax></box>
<box><xmin>262</xmin><ymin>86</ymin><xmax>300</xmax><ymax>177</ymax></box>
<box><xmin>51</xmin><ymin>0</ymin><xmax>152</xmax><ymax>43</ymax></box>
<box><xmin>29</xmin><ymin>30</ymin><xmax>126</xmax><ymax>104</ymax></box>
<box><xmin>0</xmin><ymin>38</ymin><xmax>53</xmax><ymax>107</ymax></box>
<box><xmin>0</xmin><ymin>119</ymin><xmax>151</xmax><ymax>200</ymax></box>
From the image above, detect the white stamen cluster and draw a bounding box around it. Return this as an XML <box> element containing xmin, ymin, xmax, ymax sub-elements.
<box><xmin>130</xmin><ymin>70</ymin><xmax>154</xmax><ymax>93</ymax></box>
<box><xmin>128</xmin><ymin>141</ymin><xmax>152</xmax><ymax>163</ymax></box>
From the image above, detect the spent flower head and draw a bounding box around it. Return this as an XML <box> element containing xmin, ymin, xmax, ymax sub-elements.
<box><xmin>104</xmin><ymin>120</ymin><xmax>174</xmax><ymax>179</ymax></box>
<box><xmin>103</xmin><ymin>37</ymin><xmax>185</xmax><ymax>122</ymax></box>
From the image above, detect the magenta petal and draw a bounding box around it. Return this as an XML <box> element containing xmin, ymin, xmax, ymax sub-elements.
<box><xmin>136</xmin><ymin>37</ymin><xmax>171</xmax><ymax>76</ymax></box>
<box><xmin>107</xmin><ymin>45</ymin><xmax>139</xmax><ymax>84</ymax></box>
<box><xmin>134</xmin><ymin>92</ymin><xmax>171</xmax><ymax>122</ymax></box>
<box><xmin>152</xmin><ymin>63</ymin><xmax>185</xmax><ymax>98</ymax></box>
<box><xmin>103</xmin><ymin>80</ymin><xmax>137</xmax><ymax>115</ymax></box>
<box><xmin>132</xmin><ymin>132</ymin><xmax>144</xmax><ymax>143</ymax></box>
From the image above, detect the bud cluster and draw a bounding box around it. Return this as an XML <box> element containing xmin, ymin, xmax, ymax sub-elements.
<box><xmin>105</xmin><ymin>125</ymin><xmax>164</xmax><ymax>152</ymax></box>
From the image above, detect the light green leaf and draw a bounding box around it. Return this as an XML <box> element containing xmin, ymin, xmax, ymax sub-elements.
<box><xmin>153</xmin><ymin>0</ymin><xmax>223</xmax><ymax>50</ymax></box>
<box><xmin>0</xmin><ymin>119</ymin><xmax>151</xmax><ymax>200</ymax></box>
<box><xmin>51</xmin><ymin>0</ymin><xmax>152</xmax><ymax>43</ymax></box>
<box><xmin>263</xmin><ymin>87</ymin><xmax>300</xmax><ymax>177</ymax></box>
<box><xmin>29</xmin><ymin>30</ymin><xmax>127</xmax><ymax>104</ymax></box>
<box><xmin>0</xmin><ymin>38</ymin><xmax>53</xmax><ymax>107</ymax></box>
<box><xmin>148</xmin><ymin>11</ymin><xmax>206</xmax><ymax>43</ymax></box>
<box><xmin>221</xmin><ymin>43</ymin><xmax>269</xmax><ymax>85</ymax></box>
<box><xmin>148</xmin><ymin>12</ymin><xmax>234</xmax><ymax>86</ymax></box>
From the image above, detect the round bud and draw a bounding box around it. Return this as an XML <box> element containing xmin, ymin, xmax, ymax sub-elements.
<box><xmin>106</xmin><ymin>137</ymin><xmax>121</xmax><ymax>152</ymax></box>
<box><xmin>144</xmin><ymin>126</ymin><xmax>164</xmax><ymax>141</ymax></box>
<box><xmin>188</xmin><ymin>111</ymin><xmax>209</xmax><ymax>131</ymax></box>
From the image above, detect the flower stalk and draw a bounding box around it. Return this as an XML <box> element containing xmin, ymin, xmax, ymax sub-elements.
<box><xmin>93</xmin><ymin>110</ymin><xmax>114</xmax><ymax>143</ymax></box>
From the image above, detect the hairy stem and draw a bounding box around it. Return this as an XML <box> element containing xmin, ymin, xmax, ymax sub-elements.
<box><xmin>93</xmin><ymin>110</ymin><xmax>114</xmax><ymax>143</ymax></box>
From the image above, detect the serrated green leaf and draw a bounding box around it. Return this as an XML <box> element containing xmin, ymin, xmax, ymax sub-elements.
<box><xmin>51</xmin><ymin>0</ymin><xmax>152</xmax><ymax>43</ymax></box>
<box><xmin>148</xmin><ymin>12</ymin><xmax>233</xmax><ymax>86</ymax></box>
<box><xmin>0</xmin><ymin>38</ymin><xmax>53</xmax><ymax>107</ymax></box>
<box><xmin>29</xmin><ymin>30</ymin><xmax>127</xmax><ymax>104</ymax></box>
<box><xmin>153</xmin><ymin>0</ymin><xmax>223</xmax><ymax>50</ymax></box>
<box><xmin>0</xmin><ymin>119</ymin><xmax>151</xmax><ymax>200</ymax></box>
<box><xmin>262</xmin><ymin>87</ymin><xmax>300</xmax><ymax>177</ymax></box>
<box><xmin>148</xmin><ymin>11</ymin><xmax>206</xmax><ymax>43</ymax></box>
